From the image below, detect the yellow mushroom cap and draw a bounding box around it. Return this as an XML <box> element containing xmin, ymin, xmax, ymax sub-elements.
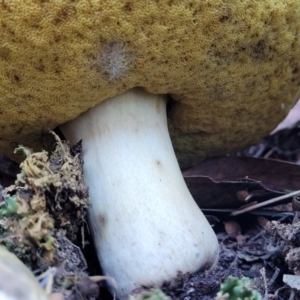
<box><xmin>0</xmin><ymin>0</ymin><xmax>299</xmax><ymax>167</ymax></box>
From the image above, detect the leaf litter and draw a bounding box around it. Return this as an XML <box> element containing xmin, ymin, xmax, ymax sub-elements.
<box><xmin>159</xmin><ymin>122</ymin><xmax>300</xmax><ymax>300</ymax></box>
<box><xmin>0</xmin><ymin>132</ymin><xmax>105</xmax><ymax>300</ymax></box>
<box><xmin>0</xmin><ymin>122</ymin><xmax>300</xmax><ymax>299</ymax></box>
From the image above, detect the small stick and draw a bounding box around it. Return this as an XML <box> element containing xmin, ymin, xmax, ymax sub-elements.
<box><xmin>289</xmin><ymin>289</ymin><xmax>295</xmax><ymax>300</ymax></box>
<box><xmin>231</xmin><ymin>190</ymin><xmax>300</xmax><ymax>216</ymax></box>
<box><xmin>260</xmin><ymin>268</ymin><xmax>268</xmax><ymax>300</ymax></box>
<box><xmin>268</xmin><ymin>268</ymin><xmax>280</xmax><ymax>287</ymax></box>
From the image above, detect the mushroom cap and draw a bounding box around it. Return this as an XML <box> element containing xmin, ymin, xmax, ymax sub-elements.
<box><xmin>0</xmin><ymin>1</ymin><xmax>299</xmax><ymax>168</ymax></box>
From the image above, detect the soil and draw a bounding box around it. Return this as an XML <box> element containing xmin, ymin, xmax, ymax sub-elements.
<box><xmin>1</xmin><ymin>121</ymin><xmax>300</xmax><ymax>300</ymax></box>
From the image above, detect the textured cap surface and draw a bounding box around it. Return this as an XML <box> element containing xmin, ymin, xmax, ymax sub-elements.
<box><xmin>0</xmin><ymin>0</ymin><xmax>299</xmax><ymax>167</ymax></box>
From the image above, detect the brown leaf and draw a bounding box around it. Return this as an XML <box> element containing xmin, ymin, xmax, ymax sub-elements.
<box><xmin>256</xmin><ymin>216</ymin><xmax>270</xmax><ymax>227</ymax></box>
<box><xmin>184</xmin><ymin>175</ymin><xmax>283</xmax><ymax>208</ymax></box>
<box><xmin>224</xmin><ymin>220</ymin><xmax>241</xmax><ymax>236</ymax></box>
<box><xmin>184</xmin><ymin>156</ymin><xmax>300</xmax><ymax>192</ymax></box>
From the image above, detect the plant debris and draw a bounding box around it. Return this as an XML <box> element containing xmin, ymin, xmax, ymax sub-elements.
<box><xmin>0</xmin><ymin>113</ymin><xmax>300</xmax><ymax>300</ymax></box>
<box><xmin>240</xmin><ymin>120</ymin><xmax>300</xmax><ymax>163</ymax></box>
<box><xmin>215</xmin><ymin>276</ymin><xmax>261</xmax><ymax>300</ymax></box>
<box><xmin>160</xmin><ymin>216</ymin><xmax>300</xmax><ymax>299</ymax></box>
<box><xmin>130</xmin><ymin>288</ymin><xmax>171</xmax><ymax>300</ymax></box>
<box><xmin>0</xmin><ymin>132</ymin><xmax>97</xmax><ymax>299</ymax></box>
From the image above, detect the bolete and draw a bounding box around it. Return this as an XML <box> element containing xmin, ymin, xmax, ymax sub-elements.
<box><xmin>0</xmin><ymin>1</ymin><xmax>299</xmax><ymax>299</ymax></box>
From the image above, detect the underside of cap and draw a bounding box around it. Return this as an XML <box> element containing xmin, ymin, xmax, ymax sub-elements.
<box><xmin>0</xmin><ymin>0</ymin><xmax>299</xmax><ymax>167</ymax></box>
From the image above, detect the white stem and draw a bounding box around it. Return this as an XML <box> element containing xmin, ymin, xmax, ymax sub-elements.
<box><xmin>60</xmin><ymin>88</ymin><xmax>219</xmax><ymax>299</ymax></box>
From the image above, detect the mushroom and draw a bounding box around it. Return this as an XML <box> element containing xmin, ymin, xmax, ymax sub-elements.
<box><xmin>60</xmin><ymin>88</ymin><xmax>219</xmax><ymax>298</ymax></box>
<box><xmin>0</xmin><ymin>1</ymin><xmax>299</xmax><ymax>299</ymax></box>
<box><xmin>0</xmin><ymin>246</ymin><xmax>47</xmax><ymax>300</ymax></box>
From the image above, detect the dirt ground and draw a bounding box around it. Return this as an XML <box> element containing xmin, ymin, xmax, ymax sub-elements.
<box><xmin>1</xmin><ymin>102</ymin><xmax>300</xmax><ymax>300</ymax></box>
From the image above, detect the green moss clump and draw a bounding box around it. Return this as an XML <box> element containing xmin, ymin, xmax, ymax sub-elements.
<box><xmin>129</xmin><ymin>289</ymin><xmax>171</xmax><ymax>300</ymax></box>
<box><xmin>216</xmin><ymin>276</ymin><xmax>261</xmax><ymax>300</ymax></box>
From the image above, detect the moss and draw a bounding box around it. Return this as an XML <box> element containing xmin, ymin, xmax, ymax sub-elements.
<box><xmin>216</xmin><ymin>276</ymin><xmax>261</xmax><ymax>300</ymax></box>
<box><xmin>0</xmin><ymin>132</ymin><xmax>89</xmax><ymax>269</ymax></box>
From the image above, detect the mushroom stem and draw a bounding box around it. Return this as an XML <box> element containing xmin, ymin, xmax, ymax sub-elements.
<box><xmin>60</xmin><ymin>88</ymin><xmax>219</xmax><ymax>299</ymax></box>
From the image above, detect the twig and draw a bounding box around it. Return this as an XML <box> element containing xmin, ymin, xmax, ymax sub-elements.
<box><xmin>90</xmin><ymin>275</ymin><xmax>118</xmax><ymax>293</ymax></box>
<box><xmin>268</xmin><ymin>268</ymin><xmax>280</xmax><ymax>287</ymax></box>
<box><xmin>274</xmin><ymin>286</ymin><xmax>289</xmax><ymax>299</ymax></box>
<box><xmin>288</xmin><ymin>289</ymin><xmax>295</xmax><ymax>300</ymax></box>
<box><xmin>49</xmin><ymin>130</ymin><xmax>67</xmax><ymax>157</ymax></box>
<box><xmin>231</xmin><ymin>190</ymin><xmax>300</xmax><ymax>216</ymax></box>
<box><xmin>244</xmin><ymin>232</ymin><xmax>263</xmax><ymax>244</ymax></box>
<box><xmin>260</xmin><ymin>267</ymin><xmax>268</xmax><ymax>300</ymax></box>
<box><xmin>37</xmin><ymin>267</ymin><xmax>57</xmax><ymax>295</ymax></box>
